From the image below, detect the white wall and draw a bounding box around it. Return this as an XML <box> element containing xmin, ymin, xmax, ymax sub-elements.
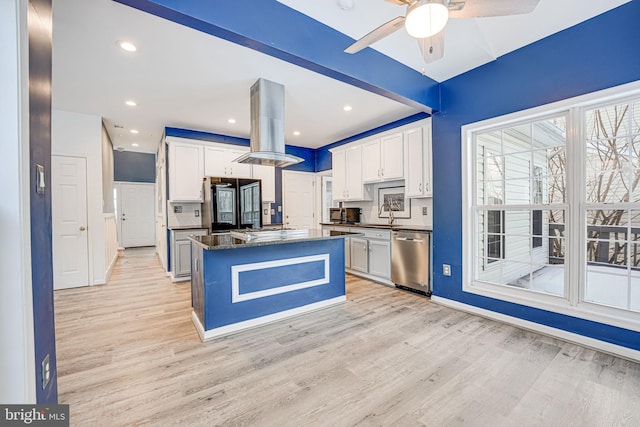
<box><xmin>0</xmin><ymin>0</ymin><xmax>36</xmax><ymax>403</ymax></box>
<box><xmin>52</xmin><ymin>109</ymin><xmax>108</xmax><ymax>285</ymax></box>
<box><xmin>101</xmin><ymin>123</ymin><xmax>115</xmax><ymax>214</ymax></box>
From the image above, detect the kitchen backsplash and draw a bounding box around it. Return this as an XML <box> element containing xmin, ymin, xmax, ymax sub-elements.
<box><xmin>167</xmin><ymin>202</ymin><xmax>203</xmax><ymax>228</ymax></box>
<box><xmin>343</xmin><ymin>181</ymin><xmax>432</xmax><ymax>227</ymax></box>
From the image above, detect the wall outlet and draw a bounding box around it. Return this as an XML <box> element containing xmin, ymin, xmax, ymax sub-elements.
<box><xmin>277</xmin><ymin>205</ymin><xmax>282</xmax><ymax>212</ymax></box>
<box><xmin>443</xmin><ymin>264</ymin><xmax>451</xmax><ymax>276</ymax></box>
<box><xmin>173</xmin><ymin>205</ymin><xmax>182</xmax><ymax>213</ymax></box>
<box><xmin>270</xmin><ymin>208</ymin><xmax>275</xmax><ymax>215</ymax></box>
<box><xmin>194</xmin><ymin>209</ymin><xmax>199</xmax><ymax>217</ymax></box>
<box><xmin>422</xmin><ymin>206</ymin><xmax>428</xmax><ymax>216</ymax></box>
<box><xmin>42</xmin><ymin>354</ymin><xmax>50</xmax><ymax>389</ymax></box>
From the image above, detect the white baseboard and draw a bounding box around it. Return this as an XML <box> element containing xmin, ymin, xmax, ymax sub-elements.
<box><xmin>431</xmin><ymin>295</ymin><xmax>640</xmax><ymax>363</ymax></box>
<box><xmin>170</xmin><ymin>274</ymin><xmax>190</xmax><ymax>283</ymax></box>
<box><xmin>191</xmin><ymin>296</ymin><xmax>346</xmax><ymax>341</ymax></box>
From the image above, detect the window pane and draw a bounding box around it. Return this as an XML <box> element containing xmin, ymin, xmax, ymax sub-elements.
<box><xmin>530</xmin><ymin>264</ymin><xmax>564</xmax><ymax>296</ymax></box>
<box><xmin>585</xmin><ymin>103</ymin><xmax>630</xmax><ymax>140</ymax></box>
<box><xmin>585</xmin><ymin>130</ymin><xmax>631</xmax><ymax>203</ymax></box>
<box><xmin>586</xmin><ymin>238</ymin><xmax>628</xmax><ymax>267</ymax></box>
<box><xmin>631</xmin><ymin>273</ymin><xmax>640</xmax><ymax>312</ymax></box>
<box><xmin>504</xmin><ymin>152</ymin><xmax>531</xmax><ymax>179</ymax></box>
<box><xmin>477</xmin><ymin>131</ymin><xmax>502</xmax><ymax>155</ymax></box>
<box><xmin>503</xmin><ymin>124</ymin><xmax>532</xmax><ymax>153</ymax></box>
<box><xmin>533</xmin><ymin>117</ymin><xmax>566</xmax><ymax>148</ymax></box>
<box><xmin>505</xmin><ymin>179</ymin><xmax>531</xmax><ymax>204</ymax></box>
<box><xmin>585</xmin><ymin>266</ymin><xmax>629</xmax><ymax>310</ymax></box>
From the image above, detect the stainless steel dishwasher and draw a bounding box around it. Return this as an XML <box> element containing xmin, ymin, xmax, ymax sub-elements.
<box><xmin>391</xmin><ymin>230</ymin><xmax>431</xmax><ymax>296</ymax></box>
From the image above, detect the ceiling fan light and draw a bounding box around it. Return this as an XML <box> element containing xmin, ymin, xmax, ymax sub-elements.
<box><xmin>405</xmin><ymin>0</ymin><xmax>449</xmax><ymax>38</ymax></box>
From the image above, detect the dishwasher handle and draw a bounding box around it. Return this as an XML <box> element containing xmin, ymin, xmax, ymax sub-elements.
<box><xmin>394</xmin><ymin>237</ymin><xmax>425</xmax><ymax>243</ymax></box>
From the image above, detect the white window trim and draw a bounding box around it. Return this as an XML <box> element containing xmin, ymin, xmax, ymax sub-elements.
<box><xmin>462</xmin><ymin>80</ymin><xmax>640</xmax><ymax>333</ymax></box>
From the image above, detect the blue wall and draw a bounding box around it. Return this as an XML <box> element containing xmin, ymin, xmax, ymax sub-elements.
<box><xmin>29</xmin><ymin>0</ymin><xmax>57</xmax><ymax>403</ymax></box>
<box><xmin>114</xmin><ymin>151</ymin><xmax>156</xmax><ymax>183</ymax></box>
<box><xmin>432</xmin><ymin>2</ymin><xmax>640</xmax><ymax>350</ymax></box>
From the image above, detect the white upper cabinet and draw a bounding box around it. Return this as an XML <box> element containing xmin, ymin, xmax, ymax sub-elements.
<box><xmin>168</xmin><ymin>141</ymin><xmax>204</xmax><ymax>202</ymax></box>
<box><xmin>404</xmin><ymin>121</ymin><xmax>432</xmax><ymax>198</ymax></box>
<box><xmin>252</xmin><ymin>164</ymin><xmax>276</xmax><ymax>202</ymax></box>
<box><xmin>331</xmin><ymin>145</ymin><xmax>366</xmax><ymax>201</ymax></box>
<box><xmin>332</xmin><ymin>149</ymin><xmax>347</xmax><ymax>201</ymax></box>
<box><xmin>362</xmin><ymin>133</ymin><xmax>404</xmax><ymax>183</ymax></box>
<box><xmin>381</xmin><ymin>133</ymin><xmax>404</xmax><ymax>180</ymax></box>
<box><xmin>345</xmin><ymin>145</ymin><xmax>364</xmax><ymax>200</ymax></box>
<box><xmin>362</xmin><ymin>139</ymin><xmax>382</xmax><ymax>182</ymax></box>
<box><xmin>204</xmin><ymin>146</ymin><xmax>251</xmax><ymax>178</ymax></box>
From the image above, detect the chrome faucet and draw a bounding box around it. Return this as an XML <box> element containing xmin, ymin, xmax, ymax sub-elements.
<box><xmin>378</xmin><ymin>199</ymin><xmax>400</xmax><ymax>225</ymax></box>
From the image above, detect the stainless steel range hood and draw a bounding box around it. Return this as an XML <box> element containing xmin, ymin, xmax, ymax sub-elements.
<box><xmin>234</xmin><ymin>78</ymin><xmax>303</xmax><ymax>168</ymax></box>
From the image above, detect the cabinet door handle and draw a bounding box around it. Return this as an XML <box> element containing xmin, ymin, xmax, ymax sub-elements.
<box><xmin>419</xmin><ymin>183</ymin><xmax>422</xmax><ymax>193</ymax></box>
<box><xmin>381</xmin><ymin>168</ymin><xmax>384</xmax><ymax>176</ymax></box>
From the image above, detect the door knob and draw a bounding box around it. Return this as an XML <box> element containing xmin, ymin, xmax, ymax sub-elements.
<box><xmin>80</xmin><ymin>226</ymin><xmax>86</xmax><ymax>231</ymax></box>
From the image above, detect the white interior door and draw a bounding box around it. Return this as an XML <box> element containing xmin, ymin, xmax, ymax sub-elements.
<box><xmin>118</xmin><ymin>183</ymin><xmax>156</xmax><ymax>248</ymax></box>
<box><xmin>283</xmin><ymin>171</ymin><xmax>316</xmax><ymax>229</ymax></box>
<box><xmin>52</xmin><ymin>155</ymin><xmax>89</xmax><ymax>290</ymax></box>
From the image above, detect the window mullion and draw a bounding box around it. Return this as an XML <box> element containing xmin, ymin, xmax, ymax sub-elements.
<box><xmin>567</xmin><ymin>106</ymin><xmax>583</xmax><ymax>306</ymax></box>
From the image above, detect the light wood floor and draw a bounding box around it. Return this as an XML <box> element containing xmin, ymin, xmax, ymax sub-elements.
<box><xmin>55</xmin><ymin>247</ymin><xmax>640</xmax><ymax>426</ymax></box>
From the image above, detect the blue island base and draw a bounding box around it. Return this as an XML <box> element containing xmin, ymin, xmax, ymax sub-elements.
<box><xmin>190</xmin><ymin>237</ymin><xmax>347</xmax><ymax>341</ymax></box>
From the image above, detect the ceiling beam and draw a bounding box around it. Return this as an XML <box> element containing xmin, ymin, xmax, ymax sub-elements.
<box><xmin>113</xmin><ymin>0</ymin><xmax>441</xmax><ymax>112</ymax></box>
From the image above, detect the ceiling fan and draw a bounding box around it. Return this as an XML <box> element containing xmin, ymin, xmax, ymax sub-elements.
<box><xmin>344</xmin><ymin>0</ymin><xmax>541</xmax><ymax>64</ymax></box>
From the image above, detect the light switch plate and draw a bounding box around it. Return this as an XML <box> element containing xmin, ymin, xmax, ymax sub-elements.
<box><xmin>422</xmin><ymin>206</ymin><xmax>428</xmax><ymax>216</ymax></box>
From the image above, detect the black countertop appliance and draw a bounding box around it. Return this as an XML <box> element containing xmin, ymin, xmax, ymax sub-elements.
<box><xmin>329</xmin><ymin>207</ymin><xmax>361</xmax><ymax>224</ymax></box>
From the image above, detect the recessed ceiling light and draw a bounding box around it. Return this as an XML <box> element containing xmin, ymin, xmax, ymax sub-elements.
<box><xmin>131</xmin><ymin>143</ymin><xmax>139</xmax><ymax>147</ymax></box>
<box><xmin>119</xmin><ymin>41</ymin><xmax>137</xmax><ymax>52</ymax></box>
<box><xmin>343</xmin><ymin>105</ymin><xmax>353</xmax><ymax>111</ymax></box>
<box><xmin>130</xmin><ymin>129</ymin><xmax>139</xmax><ymax>134</ymax></box>
<box><xmin>125</xmin><ymin>100</ymin><xmax>137</xmax><ymax>107</ymax></box>
<box><xmin>228</xmin><ymin>118</ymin><xmax>236</xmax><ymax>124</ymax></box>
<box><xmin>293</xmin><ymin>131</ymin><xmax>301</xmax><ymax>136</ymax></box>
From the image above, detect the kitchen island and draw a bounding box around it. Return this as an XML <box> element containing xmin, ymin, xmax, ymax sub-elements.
<box><xmin>188</xmin><ymin>230</ymin><xmax>359</xmax><ymax>341</ymax></box>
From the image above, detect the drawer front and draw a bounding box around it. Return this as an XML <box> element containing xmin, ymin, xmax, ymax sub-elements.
<box><xmin>174</xmin><ymin>229</ymin><xmax>207</xmax><ymax>241</ymax></box>
<box><xmin>353</xmin><ymin>228</ymin><xmax>391</xmax><ymax>240</ymax></box>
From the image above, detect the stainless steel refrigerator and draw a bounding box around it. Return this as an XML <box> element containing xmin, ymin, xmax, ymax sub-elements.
<box><xmin>202</xmin><ymin>177</ymin><xmax>262</xmax><ymax>232</ymax></box>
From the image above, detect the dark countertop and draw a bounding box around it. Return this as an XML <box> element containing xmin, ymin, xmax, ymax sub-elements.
<box><xmin>189</xmin><ymin>229</ymin><xmax>363</xmax><ymax>251</ymax></box>
<box><xmin>168</xmin><ymin>225</ymin><xmax>209</xmax><ymax>230</ymax></box>
<box><xmin>320</xmin><ymin>222</ymin><xmax>432</xmax><ymax>232</ymax></box>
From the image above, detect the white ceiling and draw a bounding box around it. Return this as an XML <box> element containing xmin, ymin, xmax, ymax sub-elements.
<box><xmin>278</xmin><ymin>0</ymin><xmax>631</xmax><ymax>82</ymax></box>
<box><xmin>52</xmin><ymin>0</ymin><xmax>629</xmax><ymax>154</ymax></box>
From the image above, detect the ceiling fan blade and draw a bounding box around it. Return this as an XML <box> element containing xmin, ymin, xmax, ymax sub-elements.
<box><xmin>449</xmin><ymin>0</ymin><xmax>540</xmax><ymax>19</ymax></box>
<box><xmin>417</xmin><ymin>31</ymin><xmax>445</xmax><ymax>64</ymax></box>
<box><xmin>344</xmin><ymin>16</ymin><xmax>406</xmax><ymax>54</ymax></box>
<box><xmin>384</xmin><ymin>0</ymin><xmax>413</xmax><ymax>4</ymax></box>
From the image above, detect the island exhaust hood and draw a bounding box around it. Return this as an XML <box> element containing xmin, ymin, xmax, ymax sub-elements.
<box><xmin>233</xmin><ymin>78</ymin><xmax>303</xmax><ymax>168</ymax></box>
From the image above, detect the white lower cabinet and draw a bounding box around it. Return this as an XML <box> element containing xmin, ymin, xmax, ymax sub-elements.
<box><xmin>171</xmin><ymin>228</ymin><xmax>208</xmax><ymax>280</ymax></box>
<box><xmin>175</xmin><ymin>240</ymin><xmax>192</xmax><ymax>277</ymax></box>
<box><xmin>350</xmin><ymin>237</ymin><xmax>368</xmax><ymax>273</ymax></box>
<box><xmin>368</xmin><ymin>239</ymin><xmax>391</xmax><ymax>278</ymax></box>
<box><xmin>348</xmin><ymin>228</ymin><xmax>391</xmax><ymax>282</ymax></box>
